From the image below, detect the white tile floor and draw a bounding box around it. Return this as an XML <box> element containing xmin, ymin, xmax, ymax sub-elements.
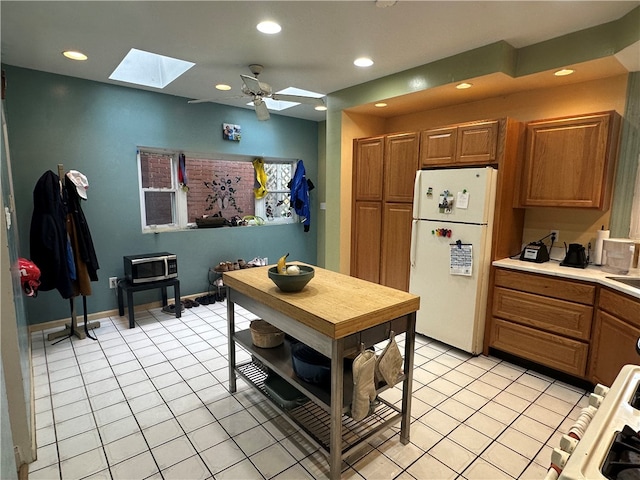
<box><xmin>29</xmin><ymin>299</ymin><xmax>590</xmax><ymax>479</ymax></box>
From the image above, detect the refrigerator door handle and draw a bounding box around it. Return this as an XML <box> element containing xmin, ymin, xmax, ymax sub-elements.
<box><xmin>410</xmin><ymin>219</ymin><xmax>418</xmax><ymax>267</ymax></box>
<box><xmin>412</xmin><ymin>170</ymin><xmax>422</xmax><ymax>219</ymax></box>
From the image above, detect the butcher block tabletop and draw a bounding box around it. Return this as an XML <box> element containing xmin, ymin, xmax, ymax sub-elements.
<box><xmin>223</xmin><ymin>263</ymin><xmax>420</xmax><ymax>339</ymax></box>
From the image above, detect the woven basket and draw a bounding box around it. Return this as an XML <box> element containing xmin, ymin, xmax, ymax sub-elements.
<box><xmin>250</xmin><ymin>320</ymin><xmax>284</xmax><ymax>348</ymax></box>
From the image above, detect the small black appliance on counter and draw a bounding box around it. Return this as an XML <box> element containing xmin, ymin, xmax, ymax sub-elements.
<box><xmin>520</xmin><ymin>242</ymin><xmax>550</xmax><ymax>263</ymax></box>
<box><xmin>560</xmin><ymin>243</ymin><xmax>589</xmax><ymax>269</ymax></box>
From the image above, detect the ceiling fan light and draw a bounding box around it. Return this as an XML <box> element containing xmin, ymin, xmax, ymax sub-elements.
<box><xmin>354</xmin><ymin>57</ymin><xmax>374</xmax><ymax>67</ymax></box>
<box><xmin>215</xmin><ymin>84</ymin><xmax>231</xmax><ymax>91</ymax></box>
<box><xmin>257</xmin><ymin>21</ymin><xmax>281</xmax><ymax>34</ymax></box>
<box><xmin>63</xmin><ymin>50</ymin><xmax>87</xmax><ymax>61</ymax></box>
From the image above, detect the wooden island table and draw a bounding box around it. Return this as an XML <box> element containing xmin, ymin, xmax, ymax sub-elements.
<box><xmin>223</xmin><ymin>263</ymin><xmax>420</xmax><ymax>479</ymax></box>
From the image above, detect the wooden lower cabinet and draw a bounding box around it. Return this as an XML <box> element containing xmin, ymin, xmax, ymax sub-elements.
<box><xmin>489</xmin><ymin>268</ymin><xmax>594</xmax><ymax>377</ymax></box>
<box><xmin>380</xmin><ymin>203</ymin><xmax>412</xmax><ymax>291</ymax></box>
<box><xmin>588</xmin><ymin>288</ymin><xmax>640</xmax><ymax>386</ymax></box>
<box><xmin>351</xmin><ymin>202</ymin><xmax>382</xmax><ymax>284</ymax></box>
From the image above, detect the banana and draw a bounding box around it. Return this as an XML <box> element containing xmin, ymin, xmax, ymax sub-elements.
<box><xmin>277</xmin><ymin>253</ymin><xmax>289</xmax><ymax>274</ymax></box>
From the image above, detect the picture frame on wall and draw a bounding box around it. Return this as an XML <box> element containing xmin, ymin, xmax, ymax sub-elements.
<box><xmin>222</xmin><ymin>123</ymin><xmax>241</xmax><ymax>142</ymax></box>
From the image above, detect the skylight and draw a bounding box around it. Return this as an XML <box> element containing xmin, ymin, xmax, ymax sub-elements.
<box><xmin>109</xmin><ymin>48</ymin><xmax>195</xmax><ymax>89</ymax></box>
<box><xmin>247</xmin><ymin>87</ymin><xmax>325</xmax><ymax>112</ymax></box>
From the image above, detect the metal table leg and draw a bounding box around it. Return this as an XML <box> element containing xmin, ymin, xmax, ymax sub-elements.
<box><xmin>227</xmin><ymin>289</ymin><xmax>237</xmax><ymax>393</ymax></box>
<box><xmin>400</xmin><ymin>312</ymin><xmax>416</xmax><ymax>445</ymax></box>
<box><xmin>329</xmin><ymin>338</ymin><xmax>345</xmax><ymax>480</ymax></box>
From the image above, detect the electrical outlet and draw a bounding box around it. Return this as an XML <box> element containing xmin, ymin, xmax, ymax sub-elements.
<box><xmin>109</xmin><ymin>277</ymin><xmax>118</xmax><ymax>289</ymax></box>
<box><xmin>550</xmin><ymin>230</ymin><xmax>559</xmax><ymax>242</ymax></box>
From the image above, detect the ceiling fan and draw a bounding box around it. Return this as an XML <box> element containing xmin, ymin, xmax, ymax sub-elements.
<box><xmin>189</xmin><ymin>64</ymin><xmax>325</xmax><ymax>121</ymax></box>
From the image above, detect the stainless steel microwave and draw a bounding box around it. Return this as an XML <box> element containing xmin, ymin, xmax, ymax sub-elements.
<box><xmin>123</xmin><ymin>252</ymin><xmax>178</xmax><ymax>284</ymax></box>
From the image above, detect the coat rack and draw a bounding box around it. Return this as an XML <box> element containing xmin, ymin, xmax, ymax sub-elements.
<box><xmin>47</xmin><ymin>164</ymin><xmax>100</xmax><ymax>343</ymax></box>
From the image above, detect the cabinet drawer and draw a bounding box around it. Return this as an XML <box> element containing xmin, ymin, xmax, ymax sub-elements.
<box><xmin>490</xmin><ymin>318</ymin><xmax>588</xmax><ymax>377</ymax></box>
<box><xmin>495</xmin><ymin>269</ymin><xmax>595</xmax><ymax>305</ymax></box>
<box><xmin>493</xmin><ymin>287</ymin><xmax>593</xmax><ymax>340</ymax></box>
<box><xmin>598</xmin><ymin>288</ymin><xmax>640</xmax><ymax>329</ymax></box>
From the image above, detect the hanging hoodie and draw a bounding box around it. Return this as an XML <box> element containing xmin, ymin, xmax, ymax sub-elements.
<box><xmin>30</xmin><ymin>170</ymin><xmax>74</xmax><ymax>299</ymax></box>
<box><xmin>289</xmin><ymin>159</ymin><xmax>314</xmax><ymax>232</ymax></box>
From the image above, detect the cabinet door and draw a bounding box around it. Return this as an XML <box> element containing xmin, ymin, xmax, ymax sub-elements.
<box><xmin>384</xmin><ymin>132</ymin><xmax>419</xmax><ymax>203</ymax></box>
<box><xmin>351</xmin><ymin>201</ymin><xmax>382</xmax><ymax>283</ymax></box>
<box><xmin>380</xmin><ymin>203</ymin><xmax>412</xmax><ymax>291</ymax></box>
<box><xmin>420</xmin><ymin>126</ymin><xmax>457</xmax><ymax>167</ymax></box>
<box><xmin>589</xmin><ymin>309</ymin><xmax>640</xmax><ymax>387</ymax></box>
<box><xmin>519</xmin><ymin>112</ymin><xmax>616</xmax><ymax>208</ymax></box>
<box><xmin>457</xmin><ymin>121</ymin><xmax>499</xmax><ymax>164</ymax></box>
<box><xmin>354</xmin><ymin>136</ymin><xmax>384</xmax><ymax>201</ymax></box>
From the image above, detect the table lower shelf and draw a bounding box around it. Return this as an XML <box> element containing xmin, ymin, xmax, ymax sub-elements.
<box><xmin>236</xmin><ymin>361</ymin><xmax>403</xmax><ymax>456</ymax></box>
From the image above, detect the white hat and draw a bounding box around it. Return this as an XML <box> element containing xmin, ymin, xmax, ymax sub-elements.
<box><xmin>66</xmin><ymin>170</ymin><xmax>89</xmax><ymax>200</ymax></box>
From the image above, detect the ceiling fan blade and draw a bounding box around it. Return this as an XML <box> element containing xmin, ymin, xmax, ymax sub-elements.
<box><xmin>241</xmin><ymin>74</ymin><xmax>263</xmax><ymax>95</ymax></box>
<box><xmin>271</xmin><ymin>93</ymin><xmax>325</xmax><ymax>107</ymax></box>
<box><xmin>188</xmin><ymin>98</ymin><xmax>217</xmax><ymax>104</ymax></box>
<box><xmin>253</xmin><ymin>98</ymin><xmax>270</xmax><ymax>121</ymax></box>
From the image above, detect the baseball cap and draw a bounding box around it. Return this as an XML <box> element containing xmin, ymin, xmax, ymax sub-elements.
<box><xmin>66</xmin><ymin>170</ymin><xmax>89</xmax><ymax>200</ymax></box>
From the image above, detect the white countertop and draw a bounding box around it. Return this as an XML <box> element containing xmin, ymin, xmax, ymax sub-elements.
<box><xmin>493</xmin><ymin>258</ymin><xmax>640</xmax><ymax>300</ymax></box>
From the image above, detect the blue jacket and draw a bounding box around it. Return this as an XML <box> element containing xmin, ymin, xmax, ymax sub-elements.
<box><xmin>290</xmin><ymin>160</ymin><xmax>312</xmax><ymax>232</ymax></box>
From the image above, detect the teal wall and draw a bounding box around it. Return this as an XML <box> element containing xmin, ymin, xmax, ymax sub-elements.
<box><xmin>3</xmin><ymin>65</ymin><xmax>319</xmax><ymax>325</ymax></box>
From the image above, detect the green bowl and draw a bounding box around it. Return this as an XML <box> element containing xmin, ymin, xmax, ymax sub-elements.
<box><xmin>268</xmin><ymin>266</ymin><xmax>315</xmax><ymax>292</ymax></box>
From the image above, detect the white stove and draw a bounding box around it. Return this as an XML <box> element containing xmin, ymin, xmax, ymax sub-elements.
<box><xmin>548</xmin><ymin>364</ymin><xmax>640</xmax><ymax>480</ymax></box>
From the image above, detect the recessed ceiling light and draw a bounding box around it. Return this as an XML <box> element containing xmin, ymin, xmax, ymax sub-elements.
<box><xmin>315</xmin><ymin>105</ymin><xmax>327</xmax><ymax>111</ymax></box>
<box><xmin>354</xmin><ymin>57</ymin><xmax>374</xmax><ymax>67</ymax></box>
<box><xmin>456</xmin><ymin>82</ymin><xmax>473</xmax><ymax>89</ymax></box>
<box><xmin>375</xmin><ymin>103</ymin><xmax>387</xmax><ymax>108</ymax></box>
<box><xmin>257</xmin><ymin>21</ymin><xmax>281</xmax><ymax>34</ymax></box>
<box><xmin>554</xmin><ymin>68</ymin><xmax>575</xmax><ymax>76</ymax></box>
<box><xmin>215</xmin><ymin>84</ymin><xmax>232</xmax><ymax>91</ymax></box>
<box><xmin>63</xmin><ymin>50</ymin><xmax>87</xmax><ymax>61</ymax></box>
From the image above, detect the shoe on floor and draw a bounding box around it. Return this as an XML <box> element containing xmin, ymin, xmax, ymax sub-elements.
<box><xmin>162</xmin><ymin>303</ymin><xmax>185</xmax><ymax>314</ymax></box>
<box><xmin>183</xmin><ymin>299</ymin><xmax>200</xmax><ymax>308</ymax></box>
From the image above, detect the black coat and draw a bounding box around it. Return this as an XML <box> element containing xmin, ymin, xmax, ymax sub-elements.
<box><xmin>30</xmin><ymin>170</ymin><xmax>74</xmax><ymax>298</ymax></box>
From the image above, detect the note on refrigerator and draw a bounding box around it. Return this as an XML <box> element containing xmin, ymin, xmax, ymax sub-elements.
<box><xmin>450</xmin><ymin>244</ymin><xmax>473</xmax><ymax>276</ymax></box>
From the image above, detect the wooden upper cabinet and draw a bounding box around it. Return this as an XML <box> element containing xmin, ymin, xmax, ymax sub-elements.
<box><xmin>419</xmin><ymin>126</ymin><xmax>457</xmax><ymax>166</ymax></box>
<box><xmin>519</xmin><ymin>111</ymin><xmax>621</xmax><ymax>209</ymax></box>
<box><xmin>420</xmin><ymin>120</ymin><xmax>499</xmax><ymax>167</ymax></box>
<box><xmin>457</xmin><ymin>121</ymin><xmax>499</xmax><ymax>164</ymax></box>
<box><xmin>384</xmin><ymin>132</ymin><xmax>419</xmax><ymax>203</ymax></box>
<box><xmin>354</xmin><ymin>136</ymin><xmax>384</xmax><ymax>201</ymax></box>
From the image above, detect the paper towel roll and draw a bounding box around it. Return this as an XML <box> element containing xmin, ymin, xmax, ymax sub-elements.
<box><xmin>593</xmin><ymin>229</ymin><xmax>610</xmax><ymax>265</ymax></box>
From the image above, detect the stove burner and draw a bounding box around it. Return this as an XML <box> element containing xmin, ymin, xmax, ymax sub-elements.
<box><xmin>602</xmin><ymin>425</ymin><xmax>640</xmax><ymax>480</ymax></box>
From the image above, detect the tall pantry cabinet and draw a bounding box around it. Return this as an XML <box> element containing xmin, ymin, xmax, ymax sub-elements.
<box><xmin>351</xmin><ymin>132</ymin><xmax>419</xmax><ymax>291</ymax></box>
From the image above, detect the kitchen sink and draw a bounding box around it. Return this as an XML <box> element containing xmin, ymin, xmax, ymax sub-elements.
<box><xmin>606</xmin><ymin>277</ymin><xmax>640</xmax><ymax>289</ymax></box>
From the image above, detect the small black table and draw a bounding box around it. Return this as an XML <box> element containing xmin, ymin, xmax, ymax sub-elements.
<box><xmin>117</xmin><ymin>278</ymin><xmax>180</xmax><ymax>328</ymax></box>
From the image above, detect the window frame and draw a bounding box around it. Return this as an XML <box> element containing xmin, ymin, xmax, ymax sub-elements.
<box><xmin>137</xmin><ymin>148</ymin><xmax>298</xmax><ymax>233</ymax></box>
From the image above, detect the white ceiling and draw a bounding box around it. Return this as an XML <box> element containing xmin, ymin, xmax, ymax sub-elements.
<box><xmin>1</xmin><ymin>1</ymin><xmax>638</xmax><ymax>122</ymax></box>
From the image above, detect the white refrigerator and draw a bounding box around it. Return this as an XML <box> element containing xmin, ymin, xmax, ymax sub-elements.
<box><xmin>409</xmin><ymin>167</ymin><xmax>497</xmax><ymax>354</ymax></box>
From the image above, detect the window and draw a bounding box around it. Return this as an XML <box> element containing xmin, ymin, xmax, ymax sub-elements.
<box><xmin>257</xmin><ymin>162</ymin><xmax>294</xmax><ymax>223</ymax></box>
<box><xmin>138</xmin><ymin>151</ymin><xmax>179</xmax><ymax>228</ymax></box>
<box><xmin>137</xmin><ymin>149</ymin><xmax>297</xmax><ymax>232</ymax></box>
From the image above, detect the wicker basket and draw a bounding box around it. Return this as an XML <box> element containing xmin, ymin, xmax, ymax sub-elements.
<box><xmin>250</xmin><ymin>320</ymin><xmax>284</xmax><ymax>348</ymax></box>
